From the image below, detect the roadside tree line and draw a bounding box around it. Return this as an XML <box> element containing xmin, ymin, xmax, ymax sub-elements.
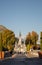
<box><xmin>0</xmin><ymin>29</ymin><xmax>42</xmax><ymax>52</ymax></box>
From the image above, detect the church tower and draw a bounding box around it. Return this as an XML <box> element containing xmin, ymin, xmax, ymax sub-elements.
<box><xmin>18</xmin><ymin>32</ymin><xmax>22</xmax><ymax>45</ymax></box>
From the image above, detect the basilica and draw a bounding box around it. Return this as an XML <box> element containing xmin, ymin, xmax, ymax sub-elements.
<box><xmin>14</xmin><ymin>33</ymin><xmax>26</xmax><ymax>53</ymax></box>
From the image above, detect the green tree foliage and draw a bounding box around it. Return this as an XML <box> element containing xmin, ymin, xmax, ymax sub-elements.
<box><xmin>31</xmin><ymin>31</ymin><xmax>38</xmax><ymax>45</ymax></box>
<box><xmin>0</xmin><ymin>32</ymin><xmax>3</xmax><ymax>51</ymax></box>
<box><xmin>40</xmin><ymin>32</ymin><xmax>42</xmax><ymax>50</ymax></box>
<box><xmin>0</xmin><ymin>29</ymin><xmax>15</xmax><ymax>51</ymax></box>
<box><xmin>25</xmin><ymin>32</ymin><xmax>32</xmax><ymax>51</ymax></box>
<box><xmin>25</xmin><ymin>32</ymin><xmax>31</xmax><ymax>46</ymax></box>
<box><xmin>25</xmin><ymin>31</ymin><xmax>38</xmax><ymax>50</ymax></box>
<box><xmin>5</xmin><ymin>30</ymin><xmax>15</xmax><ymax>51</ymax></box>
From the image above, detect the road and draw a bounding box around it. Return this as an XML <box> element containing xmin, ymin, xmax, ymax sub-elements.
<box><xmin>0</xmin><ymin>53</ymin><xmax>42</xmax><ymax>65</ymax></box>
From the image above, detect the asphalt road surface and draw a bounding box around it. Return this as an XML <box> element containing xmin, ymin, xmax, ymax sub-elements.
<box><xmin>0</xmin><ymin>53</ymin><xmax>42</xmax><ymax>65</ymax></box>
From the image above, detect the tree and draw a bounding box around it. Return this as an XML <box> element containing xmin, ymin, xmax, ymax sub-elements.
<box><xmin>31</xmin><ymin>31</ymin><xmax>38</xmax><ymax>46</ymax></box>
<box><xmin>40</xmin><ymin>32</ymin><xmax>42</xmax><ymax>50</ymax></box>
<box><xmin>6</xmin><ymin>32</ymin><xmax>15</xmax><ymax>51</ymax></box>
<box><xmin>0</xmin><ymin>32</ymin><xmax>5</xmax><ymax>59</ymax></box>
<box><xmin>1</xmin><ymin>29</ymin><xmax>15</xmax><ymax>51</ymax></box>
<box><xmin>25</xmin><ymin>32</ymin><xmax>32</xmax><ymax>45</ymax></box>
<box><xmin>25</xmin><ymin>31</ymin><xmax>39</xmax><ymax>50</ymax></box>
<box><xmin>0</xmin><ymin>25</ymin><xmax>15</xmax><ymax>52</ymax></box>
<box><xmin>25</xmin><ymin>32</ymin><xmax>32</xmax><ymax>50</ymax></box>
<box><xmin>0</xmin><ymin>32</ymin><xmax>3</xmax><ymax>51</ymax></box>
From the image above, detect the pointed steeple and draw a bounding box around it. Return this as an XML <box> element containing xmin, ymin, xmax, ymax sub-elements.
<box><xmin>19</xmin><ymin>32</ymin><xmax>21</xmax><ymax>38</ymax></box>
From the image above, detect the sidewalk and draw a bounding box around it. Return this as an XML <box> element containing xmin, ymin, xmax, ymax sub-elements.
<box><xmin>0</xmin><ymin>54</ymin><xmax>17</xmax><ymax>61</ymax></box>
<box><xmin>25</xmin><ymin>51</ymin><xmax>39</xmax><ymax>58</ymax></box>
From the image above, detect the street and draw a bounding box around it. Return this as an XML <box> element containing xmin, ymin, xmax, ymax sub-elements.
<box><xmin>0</xmin><ymin>53</ymin><xmax>42</xmax><ymax>65</ymax></box>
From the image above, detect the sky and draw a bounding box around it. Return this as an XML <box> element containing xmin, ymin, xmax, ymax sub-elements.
<box><xmin>0</xmin><ymin>0</ymin><xmax>42</xmax><ymax>37</ymax></box>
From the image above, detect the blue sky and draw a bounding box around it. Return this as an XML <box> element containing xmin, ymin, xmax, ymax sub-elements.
<box><xmin>0</xmin><ymin>0</ymin><xmax>42</xmax><ymax>36</ymax></box>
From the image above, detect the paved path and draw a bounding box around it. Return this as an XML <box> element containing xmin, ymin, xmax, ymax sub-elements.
<box><xmin>0</xmin><ymin>53</ymin><xmax>42</xmax><ymax>65</ymax></box>
<box><xmin>13</xmin><ymin>53</ymin><xmax>27</xmax><ymax>61</ymax></box>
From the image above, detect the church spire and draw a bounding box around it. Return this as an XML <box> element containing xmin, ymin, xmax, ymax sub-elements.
<box><xmin>19</xmin><ymin>32</ymin><xmax>21</xmax><ymax>38</ymax></box>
